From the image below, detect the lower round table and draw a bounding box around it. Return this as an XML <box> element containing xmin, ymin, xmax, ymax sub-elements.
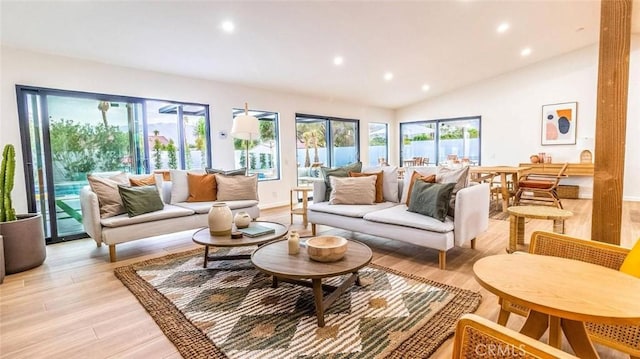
<box><xmin>506</xmin><ymin>206</ymin><xmax>573</xmax><ymax>253</ymax></box>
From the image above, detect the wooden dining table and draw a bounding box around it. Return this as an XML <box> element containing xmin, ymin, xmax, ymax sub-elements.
<box><xmin>474</xmin><ymin>254</ymin><xmax>640</xmax><ymax>358</ymax></box>
<box><xmin>470</xmin><ymin>166</ymin><xmax>531</xmax><ymax>212</ymax></box>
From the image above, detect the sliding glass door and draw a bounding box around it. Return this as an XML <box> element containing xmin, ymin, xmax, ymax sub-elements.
<box><xmin>295</xmin><ymin>114</ymin><xmax>359</xmax><ymax>186</ymax></box>
<box><xmin>16</xmin><ymin>86</ymin><xmax>210</xmax><ymax>243</ymax></box>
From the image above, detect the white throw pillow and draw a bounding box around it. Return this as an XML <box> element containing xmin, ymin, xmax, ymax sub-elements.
<box><xmin>170</xmin><ymin>169</ymin><xmax>205</xmax><ymax>204</ymax></box>
<box><xmin>363</xmin><ymin>165</ymin><xmax>399</xmax><ymax>202</ymax></box>
<box><xmin>329</xmin><ymin>176</ymin><xmax>376</xmax><ymax>205</ymax></box>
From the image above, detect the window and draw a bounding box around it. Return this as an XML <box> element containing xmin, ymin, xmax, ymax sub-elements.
<box><xmin>368</xmin><ymin>123</ymin><xmax>388</xmax><ymax>166</ymax></box>
<box><xmin>295</xmin><ymin>114</ymin><xmax>359</xmax><ymax>186</ymax></box>
<box><xmin>16</xmin><ymin>85</ymin><xmax>211</xmax><ymax>243</ymax></box>
<box><xmin>400</xmin><ymin>116</ymin><xmax>481</xmax><ymax>166</ymax></box>
<box><xmin>232</xmin><ymin>108</ymin><xmax>280</xmax><ymax>181</ymax></box>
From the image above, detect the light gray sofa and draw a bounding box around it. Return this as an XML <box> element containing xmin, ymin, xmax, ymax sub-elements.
<box><xmin>308</xmin><ymin>167</ymin><xmax>490</xmax><ymax>269</ymax></box>
<box><xmin>80</xmin><ymin>172</ymin><xmax>259</xmax><ymax>262</ymax></box>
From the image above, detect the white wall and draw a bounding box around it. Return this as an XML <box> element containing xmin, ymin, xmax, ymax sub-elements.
<box><xmin>397</xmin><ymin>35</ymin><xmax>640</xmax><ymax>200</ymax></box>
<box><xmin>0</xmin><ymin>46</ymin><xmax>395</xmax><ymax>213</ymax></box>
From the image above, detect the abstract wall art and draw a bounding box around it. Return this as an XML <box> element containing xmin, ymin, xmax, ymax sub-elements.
<box><xmin>541</xmin><ymin>102</ymin><xmax>577</xmax><ymax>145</ymax></box>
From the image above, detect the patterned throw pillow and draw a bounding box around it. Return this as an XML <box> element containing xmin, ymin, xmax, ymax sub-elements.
<box><xmin>320</xmin><ymin>162</ymin><xmax>362</xmax><ymax>202</ymax></box>
<box><xmin>348</xmin><ymin>171</ymin><xmax>384</xmax><ymax>203</ymax></box>
<box><xmin>329</xmin><ymin>176</ymin><xmax>377</xmax><ymax>205</ymax></box>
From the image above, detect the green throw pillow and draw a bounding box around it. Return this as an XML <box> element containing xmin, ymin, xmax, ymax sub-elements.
<box><xmin>205</xmin><ymin>168</ymin><xmax>246</xmax><ymax>176</ymax></box>
<box><xmin>118</xmin><ymin>185</ymin><xmax>164</xmax><ymax>217</ymax></box>
<box><xmin>407</xmin><ymin>181</ymin><xmax>455</xmax><ymax>222</ymax></box>
<box><xmin>320</xmin><ymin>162</ymin><xmax>363</xmax><ymax>201</ymax></box>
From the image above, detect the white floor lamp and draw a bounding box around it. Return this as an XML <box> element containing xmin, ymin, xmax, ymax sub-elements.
<box><xmin>231</xmin><ymin>103</ymin><xmax>259</xmax><ymax>175</ymax></box>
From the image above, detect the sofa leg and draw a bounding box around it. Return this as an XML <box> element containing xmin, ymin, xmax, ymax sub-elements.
<box><xmin>311</xmin><ymin>223</ymin><xmax>316</xmax><ymax>236</ymax></box>
<box><xmin>109</xmin><ymin>244</ymin><xmax>116</xmax><ymax>262</ymax></box>
<box><xmin>438</xmin><ymin>251</ymin><xmax>446</xmax><ymax>270</ymax></box>
<box><xmin>470</xmin><ymin>237</ymin><xmax>476</xmax><ymax>249</ymax></box>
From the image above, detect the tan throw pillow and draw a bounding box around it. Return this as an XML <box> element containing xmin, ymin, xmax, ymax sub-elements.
<box><xmin>406</xmin><ymin>172</ymin><xmax>436</xmax><ymax>207</ymax></box>
<box><xmin>129</xmin><ymin>174</ymin><xmax>156</xmax><ymax>186</ymax></box>
<box><xmin>215</xmin><ymin>174</ymin><xmax>258</xmax><ymax>201</ymax></box>
<box><xmin>349</xmin><ymin>171</ymin><xmax>384</xmax><ymax>203</ymax></box>
<box><xmin>87</xmin><ymin>172</ymin><xmax>129</xmax><ymax>218</ymax></box>
<box><xmin>329</xmin><ymin>176</ymin><xmax>376</xmax><ymax>205</ymax></box>
<box><xmin>187</xmin><ymin>173</ymin><xmax>217</xmax><ymax>202</ymax></box>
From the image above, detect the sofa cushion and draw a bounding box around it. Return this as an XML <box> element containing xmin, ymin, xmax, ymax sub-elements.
<box><xmin>321</xmin><ymin>162</ymin><xmax>362</xmax><ymax>201</ymax></box>
<box><xmin>170</xmin><ymin>169</ymin><xmax>205</xmax><ymax>204</ymax></box>
<box><xmin>329</xmin><ymin>176</ymin><xmax>376</xmax><ymax>205</ymax></box>
<box><xmin>174</xmin><ymin>200</ymin><xmax>259</xmax><ymax>214</ymax></box>
<box><xmin>118</xmin><ymin>185</ymin><xmax>164</xmax><ymax>217</ymax></box>
<box><xmin>401</xmin><ymin>167</ymin><xmax>437</xmax><ymax>203</ymax></box>
<box><xmin>349</xmin><ymin>171</ymin><xmax>383</xmax><ymax>203</ymax></box>
<box><xmin>363</xmin><ymin>204</ymin><xmax>454</xmax><ymax>233</ymax></box>
<box><xmin>100</xmin><ymin>204</ymin><xmax>195</xmax><ymax>228</ymax></box>
<box><xmin>205</xmin><ymin>168</ymin><xmax>246</xmax><ymax>176</ymax></box>
<box><xmin>187</xmin><ymin>172</ymin><xmax>217</xmax><ymax>202</ymax></box>
<box><xmin>405</xmin><ymin>172</ymin><xmax>436</xmax><ymax>207</ymax></box>
<box><xmin>215</xmin><ymin>174</ymin><xmax>259</xmax><ymax>201</ymax></box>
<box><xmin>309</xmin><ymin>201</ymin><xmax>396</xmax><ymax>218</ymax></box>
<box><xmin>87</xmin><ymin>172</ymin><xmax>130</xmax><ymax>218</ymax></box>
<box><xmin>129</xmin><ymin>174</ymin><xmax>156</xmax><ymax>186</ymax></box>
<box><xmin>407</xmin><ymin>182</ymin><xmax>456</xmax><ymax>222</ymax></box>
<box><xmin>363</xmin><ymin>166</ymin><xmax>399</xmax><ymax>203</ymax></box>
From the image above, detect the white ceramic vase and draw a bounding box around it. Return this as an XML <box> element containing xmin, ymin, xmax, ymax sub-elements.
<box><xmin>208</xmin><ymin>203</ymin><xmax>232</xmax><ymax>236</ymax></box>
<box><xmin>234</xmin><ymin>211</ymin><xmax>252</xmax><ymax>229</ymax></box>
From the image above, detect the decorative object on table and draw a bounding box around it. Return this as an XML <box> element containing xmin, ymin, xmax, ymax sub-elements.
<box><xmin>541</xmin><ymin>102</ymin><xmax>577</xmax><ymax>145</ymax></box>
<box><xmin>545</xmin><ymin>155</ymin><xmax>552</xmax><ymax>163</ymax></box>
<box><xmin>580</xmin><ymin>150</ymin><xmax>593</xmax><ymax>164</ymax></box>
<box><xmin>530</xmin><ymin>154</ymin><xmax>540</xmax><ymax>163</ymax></box>
<box><xmin>237</xmin><ymin>224</ymin><xmax>275</xmax><ymax>238</ymax></box>
<box><xmin>538</xmin><ymin>152</ymin><xmax>546</xmax><ymax>163</ymax></box>
<box><xmin>207</xmin><ymin>202</ymin><xmax>232</xmax><ymax>236</ymax></box>
<box><xmin>230</xmin><ymin>231</ymin><xmax>243</xmax><ymax>239</ymax></box>
<box><xmin>115</xmin><ymin>248</ymin><xmax>481</xmax><ymax>359</ymax></box>
<box><xmin>306</xmin><ymin>235</ymin><xmax>348</xmax><ymax>262</ymax></box>
<box><xmin>577</xmin><ymin>136</ymin><xmax>594</xmax><ymax>163</ymax></box>
<box><xmin>231</xmin><ymin>102</ymin><xmax>259</xmax><ymax>176</ymax></box>
<box><xmin>287</xmin><ymin>230</ymin><xmax>300</xmax><ymax>254</ymax></box>
<box><xmin>0</xmin><ymin>144</ymin><xmax>46</xmax><ymax>274</ymax></box>
<box><xmin>233</xmin><ymin>211</ymin><xmax>251</xmax><ymax>228</ymax></box>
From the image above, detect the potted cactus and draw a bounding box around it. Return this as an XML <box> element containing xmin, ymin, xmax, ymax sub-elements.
<box><xmin>0</xmin><ymin>144</ymin><xmax>46</xmax><ymax>275</ymax></box>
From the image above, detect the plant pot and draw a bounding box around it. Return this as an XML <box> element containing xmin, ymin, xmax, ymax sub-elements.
<box><xmin>0</xmin><ymin>213</ymin><xmax>46</xmax><ymax>274</ymax></box>
<box><xmin>0</xmin><ymin>235</ymin><xmax>4</xmax><ymax>284</ymax></box>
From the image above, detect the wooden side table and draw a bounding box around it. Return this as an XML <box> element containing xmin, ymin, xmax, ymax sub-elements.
<box><xmin>290</xmin><ymin>187</ymin><xmax>312</xmax><ymax>228</ymax></box>
<box><xmin>506</xmin><ymin>206</ymin><xmax>573</xmax><ymax>253</ymax></box>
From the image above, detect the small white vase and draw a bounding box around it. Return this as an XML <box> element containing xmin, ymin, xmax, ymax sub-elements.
<box><xmin>234</xmin><ymin>211</ymin><xmax>252</xmax><ymax>229</ymax></box>
<box><xmin>208</xmin><ymin>203</ymin><xmax>232</xmax><ymax>236</ymax></box>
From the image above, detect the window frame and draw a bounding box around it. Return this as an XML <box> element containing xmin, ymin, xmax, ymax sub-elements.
<box><xmin>368</xmin><ymin>122</ymin><xmax>389</xmax><ymax>166</ymax></box>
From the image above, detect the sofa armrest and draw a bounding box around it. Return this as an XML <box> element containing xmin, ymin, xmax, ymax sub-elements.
<box><xmin>312</xmin><ymin>179</ymin><xmax>327</xmax><ymax>203</ymax></box>
<box><xmin>80</xmin><ymin>186</ymin><xmax>103</xmax><ymax>245</ymax></box>
<box><xmin>453</xmin><ymin>183</ymin><xmax>489</xmax><ymax>246</ymax></box>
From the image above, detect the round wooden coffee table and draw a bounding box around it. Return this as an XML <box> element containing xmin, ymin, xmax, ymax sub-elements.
<box><xmin>251</xmin><ymin>238</ymin><xmax>372</xmax><ymax>327</ymax></box>
<box><xmin>506</xmin><ymin>206</ymin><xmax>573</xmax><ymax>253</ymax></box>
<box><xmin>192</xmin><ymin>221</ymin><xmax>288</xmax><ymax>268</ymax></box>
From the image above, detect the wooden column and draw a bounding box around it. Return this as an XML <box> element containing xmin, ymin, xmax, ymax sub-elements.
<box><xmin>591</xmin><ymin>0</ymin><xmax>632</xmax><ymax>245</ymax></box>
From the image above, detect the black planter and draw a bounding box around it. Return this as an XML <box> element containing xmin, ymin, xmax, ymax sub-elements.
<box><xmin>0</xmin><ymin>213</ymin><xmax>46</xmax><ymax>274</ymax></box>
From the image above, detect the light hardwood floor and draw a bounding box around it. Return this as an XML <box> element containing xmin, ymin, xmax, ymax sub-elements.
<box><xmin>1</xmin><ymin>199</ymin><xmax>638</xmax><ymax>358</ymax></box>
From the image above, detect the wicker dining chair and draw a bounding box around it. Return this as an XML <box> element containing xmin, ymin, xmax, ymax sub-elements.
<box><xmin>497</xmin><ymin>231</ymin><xmax>640</xmax><ymax>359</ymax></box>
<box><xmin>514</xmin><ymin>162</ymin><xmax>569</xmax><ymax>209</ymax></box>
<box><xmin>453</xmin><ymin>314</ymin><xmax>577</xmax><ymax>358</ymax></box>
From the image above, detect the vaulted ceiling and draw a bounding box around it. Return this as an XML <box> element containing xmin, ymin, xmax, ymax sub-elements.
<box><xmin>1</xmin><ymin>1</ymin><xmax>638</xmax><ymax>109</ymax></box>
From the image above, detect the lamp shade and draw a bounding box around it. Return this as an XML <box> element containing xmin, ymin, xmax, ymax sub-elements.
<box><xmin>231</xmin><ymin>114</ymin><xmax>259</xmax><ymax>140</ymax></box>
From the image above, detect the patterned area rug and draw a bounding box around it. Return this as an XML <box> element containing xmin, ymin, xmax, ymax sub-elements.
<box><xmin>115</xmin><ymin>247</ymin><xmax>481</xmax><ymax>358</ymax></box>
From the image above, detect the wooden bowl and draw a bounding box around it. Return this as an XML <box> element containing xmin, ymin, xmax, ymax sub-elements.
<box><xmin>306</xmin><ymin>236</ymin><xmax>348</xmax><ymax>262</ymax></box>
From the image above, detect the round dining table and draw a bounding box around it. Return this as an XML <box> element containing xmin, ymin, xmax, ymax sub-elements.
<box><xmin>474</xmin><ymin>254</ymin><xmax>640</xmax><ymax>359</ymax></box>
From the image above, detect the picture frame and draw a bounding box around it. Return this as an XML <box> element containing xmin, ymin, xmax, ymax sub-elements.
<box><xmin>541</xmin><ymin>102</ymin><xmax>577</xmax><ymax>145</ymax></box>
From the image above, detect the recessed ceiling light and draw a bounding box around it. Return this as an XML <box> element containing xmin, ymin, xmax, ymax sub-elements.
<box><xmin>384</xmin><ymin>72</ymin><xmax>393</xmax><ymax>81</ymax></box>
<box><xmin>221</xmin><ymin>20</ymin><xmax>235</xmax><ymax>33</ymax></box>
<box><xmin>520</xmin><ymin>47</ymin><xmax>532</xmax><ymax>57</ymax></box>
<box><xmin>497</xmin><ymin>22</ymin><xmax>510</xmax><ymax>33</ymax></box>
<box><xmin>421</xmin><ymin>84</ymin><xmax>430</xmax><ymax>92</ymax></box>
<box><xmin>333</xmin><ymin>56</ymin><xmax>344</xmax><ymax>66</ymax></box>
